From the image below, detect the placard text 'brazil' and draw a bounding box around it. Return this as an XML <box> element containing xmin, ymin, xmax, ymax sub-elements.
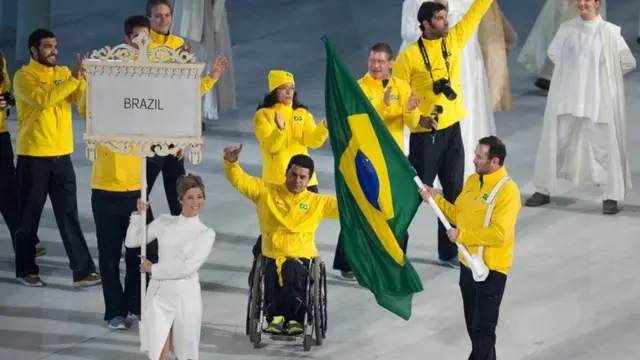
<box><xmin>124</xmin><ymin>98</ymin><xmax>164</xmax><ymax>110</ymax></box>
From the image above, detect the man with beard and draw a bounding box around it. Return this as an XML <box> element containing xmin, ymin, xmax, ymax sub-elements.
<box><xmin>419</xmin><ymin>136</ymin><xmax>521</xmax><ymax>359</ymax></box>
<box><xmin>12</xmin><ymin>29</ymin><xmax>100</xmax><ymax>287</ymax></box>
<box><xmin>392</xmin><ymin>0</ymin><xmax>494</xmax><ymax>269</ymax></box>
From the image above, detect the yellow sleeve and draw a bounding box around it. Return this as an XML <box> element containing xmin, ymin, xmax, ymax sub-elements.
<box><xmin>200</xmin><ymin>75</ymin><xmax>217</xmax><ymax>95</ymax></box>
<box><xmin>223</xmin><ymin>160</ymin><xmax>266</xmax><ymax>202</ymax></box>
<box><xmin>67</xmin><ymin>77</ymin><xmax>86</xmax><ymax>105</ymax></box>
<box><xmin>322</xmin><ymin>195</ymin><xmax>339</xmax><ymax>219</ymax></box>
<box><xmin>434</xmin><ymin>193</ymin><xmax>457</xmax><ymax>225</ymax></box>
<box><xmin>458</xmin><ymin>183</ymin><xmax>521</xmax><ymax>247</ymax></box>
<box><xmin>14</xmin><ymin>70</ymin><xmax>81</xmax><ymax>109</ymax></box>
<box><xmin>391</xmin><ymin>51</ymin><xmax>413</xmax><ymax>84</ymax></box>
<box><xmin>254</xmin><ymin>109</ymin><xmax>287</xmax><ymax>154</ymax></box>
<box><xmin>301</xmin><ymin>111</ymin><xmax>328</xmax><ymax>149</ymax></box>
<box><xmin>447</xmin><ymin>0</ymin><xmax>494</xmax><ymax>49</ymax></box>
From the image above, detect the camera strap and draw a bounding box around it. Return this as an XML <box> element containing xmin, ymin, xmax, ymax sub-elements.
<box><xmin>416</xmin><ymin>38</ymin><xmax>451</xmax><ymax>83</ymax></box>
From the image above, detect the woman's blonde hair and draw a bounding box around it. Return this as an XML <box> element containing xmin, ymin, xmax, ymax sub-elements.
<box><xmin>177</xmin><ymin>173</ymin><xmax>205</xmax><ymax>200</ymax></box>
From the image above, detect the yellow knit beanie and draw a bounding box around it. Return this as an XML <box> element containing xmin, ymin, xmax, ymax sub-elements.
<box><xmin>268</xmin><ymin>70</ymin><xmax>295</xmax><ymax>92</ymax></box>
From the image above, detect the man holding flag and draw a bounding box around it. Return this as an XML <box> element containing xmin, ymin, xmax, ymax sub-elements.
<box><xmin>321</xmin><ymin>37</ymin><xmax>423</xmax><ymax>320</ymax></box>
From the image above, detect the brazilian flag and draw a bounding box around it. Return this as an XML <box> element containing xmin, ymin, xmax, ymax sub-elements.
<box><xmin>322</xmin><ymin>37</ymin><xmax>423</xmax><ymax>320</ymax></box>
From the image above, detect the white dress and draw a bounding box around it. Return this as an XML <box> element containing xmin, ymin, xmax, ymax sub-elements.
<box><xmin>125</xmin><ymin>214</ymin><xmax>215</xmax><ymax>360</ymax></box>
<box><xmin>532</xmin><ymin>16</ymin><xmax>635</xmax><ymax>201</ymax></box>
<box><xmin>518</xmin><ymin>0</ymin><xmax>607</xmax><ymax>80</ymax></box>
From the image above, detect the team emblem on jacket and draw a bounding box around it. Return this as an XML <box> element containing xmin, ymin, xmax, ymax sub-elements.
<box><xmin>390</xmin><ymin>94</ymin><xmax>399</xmax><ymax>101</ymax></box>
<box><xmin>482</xmin><ymin>193</ymin><xmax>489</xmax><ymax>202</ymax></box>
<box><xmin>298</xmin><ymin>203</ymin><xmax>308</xmax><ymax>211</ymax></box>
<box><xmin>54</xmin><ymin>80</ymin><xmax>62</xmax><ymax>86</ymax></box>
<box><xmin>294</xmin><ymin>115</ymin><xmax>303</xmax><ymax>122</ymax></box>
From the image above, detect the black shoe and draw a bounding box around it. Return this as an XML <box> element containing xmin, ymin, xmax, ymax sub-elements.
<box><xmin>340</xmin><ymin>271</ymin><xmax>356</xmax><ymax>281</ymax></box>
<box><xmin>637</xmin><ymin>37</ymin><xmax>640</xmax><ymax>45</ymax></box>
<box><xmin>525</xmin><ymin>192</ymin><xmax>550</xmax><ymax>207</ymax></box>
<box><xmin>602</xmin><ymin>200</ymin><xmax>619</xmax><ymax>215</ymax></box>
<box><xmin>534</xmin><ymin>78</ymin><xmax>550</xmax><ymax>91</ymax></box>
<box><xmin>18</xmin><ymin>275</ymin><xmax>45</xmax><ymax>287</ymax></box>
<box><xmin>73</xmin><ymin>272</ymin><xmax>102</xmax><ymax>288</ymax></box>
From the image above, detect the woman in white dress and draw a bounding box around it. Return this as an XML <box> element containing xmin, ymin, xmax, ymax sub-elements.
<box><xmin>399</xmin><ymin>0</ymin><xmax>496</xmax><ymax>184</ymax></box>
<box><xmin>125</xmin><ymin>174</ymin><xmax>215</xmax><ymax>360</ymax></box>
<box><xmin>525</xmin><ymin>0</ymin><xmax>635</xmax><ymax>215</ymax></box>
<box><xmin>518</xmin><ymin>0</ymin><xmax>607</xmax><ymax>90</ymax></box>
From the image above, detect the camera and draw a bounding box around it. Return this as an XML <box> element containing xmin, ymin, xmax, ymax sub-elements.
<box><xmin>1</xmin><ymin>92</ymin><xmax>15</xmax><ymax>107</ymax></box>
<box><xmin>433</xmin><ymin>79</ymin><xmax>457</xmax><ymax>101</ymax></box>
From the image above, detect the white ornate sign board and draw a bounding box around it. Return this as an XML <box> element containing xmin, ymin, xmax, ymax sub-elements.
<box><xmin>82</xmin><ymin>32</ymin><xmax>206</xmax><ymax>164</ymax></box>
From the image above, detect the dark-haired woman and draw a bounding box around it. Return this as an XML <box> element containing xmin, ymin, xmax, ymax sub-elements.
<box><xmin>249</xmin><ymin>70</ymin><xmax>328</xmax><ymax>275</ymax></box>
<box><xmin>0</xmin><ymin>50</ymin><xmax>46</xmax><ymax>260</ymax></box>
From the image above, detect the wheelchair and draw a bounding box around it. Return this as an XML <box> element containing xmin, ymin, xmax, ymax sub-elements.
<box><xmin>245</xmin><ymin>254</ymin><xmax>328</xmax><ymax>351</ymax></box>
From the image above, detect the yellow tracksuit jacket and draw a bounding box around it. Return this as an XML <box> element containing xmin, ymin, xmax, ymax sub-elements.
<box><xmin>357</xmin><ymin>73</ymin><xmax>420</xmax><ymax>153</ymax></box>
<box><xmin>0</xmin><ymin>56</ymin><xmax>10</xmax><ymax>133</ymax></box>
<box><xmin>392</xmin><ymin>0</ymin><xmax>494</xmax><ymax>132</ymax></box>
<box><xmin>223</xmin><ymin>160</ymin><xmax>338</xmax><ymax>283</ymax></box>
<box><xmin>254</xmin><ymin>103</ymin><xmax>328</xmax><ymax>187</ymax></box>
<box><xmin>149</xmin><ymin>30</ymin><xmax>216</xmax><ymax>94</ymax></box>
<box><xmin>435</xmin><ymin>166</ymin><xmax>521</xmax><ymax>275</ymax></box>
<box><xmin>13</xmin><ymin>59</ymin><xmax>85</xmax><ymax>156</ymax></box>
<box><xmin>78</xmin><ymin>92</ymin><xmax>141</xmax><ymax>192</ymax></box>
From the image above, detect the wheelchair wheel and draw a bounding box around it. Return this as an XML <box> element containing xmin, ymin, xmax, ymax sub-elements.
<box><xmin>303</xmin><ymin>334</ymin><xmax>312</xmax><ymax>351</ymax></box>
<box><xmin>246</xmin><ymin>257</ymin><xmax>259</xmax><ymax>337</ymax></box>
<box><xmin>320</xmin><ymin>261</ymin><xmax>328</xmax><ymax>339</ymax></box>
<box><xmin>249</xmin><ymin>256</ymin><xmax>264</xmax><ymax>348</ymax></box>
<box><xmin>312</xmin><ymin>259</ymin><xmax>323</xmax><ymax>346</ymax></box>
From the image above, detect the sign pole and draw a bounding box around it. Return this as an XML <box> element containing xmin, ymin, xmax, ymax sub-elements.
<box><xmin>81</xmin><ymin>30</ymin><xmax>206</xmax><ymax>327</ymax></box>
<box><xmin>140</xmin><ymin>156</ymin><xmax>147</xmax><ymax>319</ymax></box>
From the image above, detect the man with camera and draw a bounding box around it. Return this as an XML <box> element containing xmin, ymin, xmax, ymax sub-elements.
<box><xmin>0</xmin><ymin>50</ymin><xmax>47</xmax><ymax>258</ymax></box>
<box><xmin>392</xmin><ymin>0</ymin><xmax>494</xmax><ymax>268</ymax></box>
<box><xmin>12</xmin><ymin>29</ymin><xmax>100</xmax><ymax>287</ymax></box>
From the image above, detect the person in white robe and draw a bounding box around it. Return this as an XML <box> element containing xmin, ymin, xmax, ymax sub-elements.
<box><xmin>171</xmin><ymin>0</ymin><xmax>237</xmax><ymax>124</ymax></box>
<box><xmin>399</xmin><ymin>0</ymin><xmax>496</xmax><ymax>185</ymax></box>
<box><xmin>125</xmin><ymin>174</ymin><xmax>215</xmax><ymax>360</ymax></box>
<box><xmin>525</xmin><ymin>0</ymin><xmax>636</xmax><ymax>215</ymax></box>
<box><xmin>517</xmin><ymin>0</ymin><xmax>607</xmax><ymax>91</ymax></box>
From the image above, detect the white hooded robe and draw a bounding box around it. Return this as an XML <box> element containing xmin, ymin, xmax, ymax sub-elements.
<box><xmin>532</xmin><ymin>15</ymin><xmax>635</xmax><ymax>201</ymax></box>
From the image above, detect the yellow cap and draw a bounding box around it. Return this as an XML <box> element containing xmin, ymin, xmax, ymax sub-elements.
<box><xmin>268</xmin><ymin>70</ymin><xmax>295</xmax><ymax>92</ymax></box>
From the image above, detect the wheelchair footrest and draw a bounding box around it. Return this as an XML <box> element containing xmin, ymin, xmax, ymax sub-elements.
<box><xmin>269</xmin><ymin>334</ymin><xmax>299</xmax><ymax>341</ymax></box>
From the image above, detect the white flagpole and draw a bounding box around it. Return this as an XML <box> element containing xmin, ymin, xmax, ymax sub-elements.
<box><xmin>412</xmin><ymin>176</ymin><xmax>489</xmax><ymax>282</ymax></box>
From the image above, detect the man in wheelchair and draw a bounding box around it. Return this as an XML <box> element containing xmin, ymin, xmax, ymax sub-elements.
<box><xmin>222</xmin><ymin>144</ymin><xmax>338</xmax><ymax>335</ymax></box>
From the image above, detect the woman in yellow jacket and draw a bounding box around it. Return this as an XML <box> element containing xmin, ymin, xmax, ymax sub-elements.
<box><xmin>0</xmin><ymin>50</ymin><xmax>45</xmax><ymax>258</ymax></box>
<box><xmin>250</xmin><ymin>70</ymin><xmax>329</xmax><ymax>278</ymax></box>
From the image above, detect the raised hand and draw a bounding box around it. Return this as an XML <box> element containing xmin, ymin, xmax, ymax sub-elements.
<box><xmin>274</xmin><ymin>112</ymin><xmax>285</xmax><ymax>130</ymax></box>
<box><xmin>223</xmin><ymin>144</ymin><xmax>243</xmax><ymax>162</ymax></box>
<box><xmin>71</xmin><ymin>53</ymin><xmax>86</xmax><ymax>80</ymax></box>
<box><xmin>383</xmin><ymin>86</ymin><xmax>392</xmax><ymax>106</ymax></box>
<box><xmin>208</xmin><ymin>56</ymin><xmax>228</xmax><ymax>81</ymax></box>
